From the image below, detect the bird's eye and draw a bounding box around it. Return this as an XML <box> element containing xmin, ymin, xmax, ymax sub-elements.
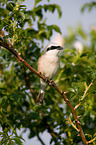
<box><xmin>47</xmin><ymin>47</ymin><xmax>51</xmax><ymax>51</ymax></box>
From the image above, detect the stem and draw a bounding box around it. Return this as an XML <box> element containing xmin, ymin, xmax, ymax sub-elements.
<box><xmin>39</xmin><ymin>111</ymin><xmax>57</xmax><ymax>140</ymax></box>
<box><xmin>37</xmin><ymin>134</ymin><xmax>45</xmax><ymax>145</ymax></box>
<box><xmin>24</xmin><ymin>71</ymin><xmax>37</xmax><ymax>101</ymax></box>
<box><xmin>0</xmin><ymin>41</ymin><xmax>88</xmax><ymax>145</ymax></box>
<box><xmin>88</xmin><ymin>137</ymin><xmax>96</xmax><ymax>144</ymax></box>
<box><xmin>74</xmin><ymin>80</ymin><xmax>94</xmax><ymax>110</ymax></box>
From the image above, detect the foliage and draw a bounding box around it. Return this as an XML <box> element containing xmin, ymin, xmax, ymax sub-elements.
<box><xmin>0</xmin><ymin>0</ymin><xmax>96</xmax><ymax>145</ymax></box>
<box><xmin>81</xmin><ymin>1</ymin><xmax>96</xmax><ymax>12</ymax></box>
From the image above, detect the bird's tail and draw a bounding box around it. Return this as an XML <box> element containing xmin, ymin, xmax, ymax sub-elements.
<box><xmin>37</xmin><ymin>79</ymin><xmax>46</xmax><ymax>105</ymax></box>
<box><xmin>37</xmin><ymin>91</ymin><xmax>45</xmax><ymax>105</ymax></box>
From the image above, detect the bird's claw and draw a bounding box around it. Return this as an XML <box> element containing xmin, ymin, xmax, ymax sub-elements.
<box><xmin>49</xmin><ymin>80</ymin><xmax>55</xmax><ymax>86</ymax></box>
<box><xmin>45</xmin><ymin>77</ymin><xmax>55</xmax><ymax>86</ymax></box>
<box><xmin>45</xmin><ymin>77</ymin><xmax>49</xmax><ymax>83</ymax></box>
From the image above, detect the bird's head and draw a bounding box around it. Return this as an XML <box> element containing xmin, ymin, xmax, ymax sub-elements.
<box><xmin>44</xmin><ymin>42</ymin><xmax>63</xmax><ymax>56</ymax></box>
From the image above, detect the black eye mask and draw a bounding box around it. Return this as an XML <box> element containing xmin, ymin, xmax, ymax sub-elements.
<box><xmin>47</xmin><ymin>45</ymin><xmax>62</xmax><ymax>51</ymax></box>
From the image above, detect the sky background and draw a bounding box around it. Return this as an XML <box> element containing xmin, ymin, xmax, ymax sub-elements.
<box><xmin>18</xmin><ymin>0</ymin><xmax>96</xmax><ymax>145</ymax></box>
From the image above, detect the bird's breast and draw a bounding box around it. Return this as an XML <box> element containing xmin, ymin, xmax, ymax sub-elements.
<box><xmin>38</xmin><ymin>55</ymin><xmax>60</xmax><ymax>79</ymax></box>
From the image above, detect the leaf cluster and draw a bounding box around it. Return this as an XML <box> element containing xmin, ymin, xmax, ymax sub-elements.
<box><xmin>81</xmin><ymin>1</ymin><xmax>96</xmax><ymax>12</ymax></box>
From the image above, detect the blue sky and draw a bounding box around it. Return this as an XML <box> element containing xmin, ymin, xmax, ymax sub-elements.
<box><xmin>19</xmin><ymin>0</ymin><xmax>96</xmax><ymax>145</ymax></box>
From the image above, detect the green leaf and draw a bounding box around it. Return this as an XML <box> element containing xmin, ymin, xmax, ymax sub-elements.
<box><xmin>47</xmin><ymin>25</ymin><xmax>61</xmax><ymax>34</ymax></box>
<box><xmin>43</xmin><ymin>4</ymin><xmax>62</xmax><ymax>18</ymax></box>
<box><xmin>13</xmin><ymin>137</ymin><xmax>23</xmax><ymax>145</ymax></box>
<box><xmin>80</xmin><ymin>52</ymin><xmax>88</xmax><ymax>57</ymax></box>
<box><xmin>32</xmin><ymin>5</ymin><xmax>43</xmax><ymax>19</ymax></box>
<box><xmin>81</xmin><ymin>3</ymin><xmax>88</xmax><ymax>12</ymax></box>
<box><xmin>52</xmin><ymin>25</ymin><xmax>61</xmax><ymax>33</ymax></box>
<box><xmin>35</xmin><ymin>0</ymin><xmax>42</xmax><ymax>6</ymax></box>
<box><xmin>54</xmin><ymin>4</ymin><xmax>62</xmax><ymax>18</ymax></box>
<box><xmin>19</xmin><ymin>5</ymin><xmax>26</xmax><ymax>8</ymax></box>
<box><xmin>6</xmin><ymin>2</ymin><xmax>15</xmax><ymax>11</ymax></box>
<box><xmin>81</xmin><ymin>2</ymin><xmax>96</xmax><ymax>12</ymax></box>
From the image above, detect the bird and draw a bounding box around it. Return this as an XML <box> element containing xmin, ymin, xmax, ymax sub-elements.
<box><xmin>37</xmin><ymin>42</ymin><xmax>63</xmax><ymax>105</ymax></box>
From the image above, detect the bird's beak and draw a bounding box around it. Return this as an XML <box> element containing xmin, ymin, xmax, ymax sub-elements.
<box><xmin>57</xmin><ymin>46</ymin><xmax>63</xmax><ymax>50</ymax></box>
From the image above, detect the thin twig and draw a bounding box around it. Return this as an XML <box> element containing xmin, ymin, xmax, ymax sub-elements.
<box><xmin>68</xmin><ymin>117</ymin><xmax>79</xmax><ymax>132</ymax></box>
<box><xmin>39</xmin><ymin>111</ymin><xmax>57</xmax><ymax>140</ymax></box>
<box><xmin>24</xmin><ymin>71</ymin><xmax>37</xmax><ymax>101</ymax></box>
<box><xmin>74</xmin><ymin>80</ymin><xmax>94</xmax><ymax>110</ymax></box>
<box><xmin>37</xmin><ymin>134</ymin><xmax>46</xmax><ymax>145</ymax></box>
<box><xmin>88</xmin><ymin>137</ymin><xmax>96</xmax><ymax>144</ymax></box>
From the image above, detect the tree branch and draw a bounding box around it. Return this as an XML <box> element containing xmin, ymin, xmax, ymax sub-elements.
<box><xmin>74</xmin><ymin>80</ymin><xmax>94</xmax><ymax>110</ymax></box>
<box><xmin>24</xmin><ymin>71</ymin><xmax>37</xmax><ymax>101</ymax></box>
<box><xmin>37</xmin><ymin>134</ymin><xmax>46</xmax><ymax>145</ymax></box>
<box><xmin>24</xmin><ymin>71</ymin><xmax>57</xmax><ymax>141</ymax></box>
<box><xmin>39</xmin><ymin>111</ymin><xmax>57</xmax><ymax>140</ymax></box>
<box><xmin>0</xmin><ymin>40</ymin><xmax>88</xmax><ymax>145</ymax></box>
